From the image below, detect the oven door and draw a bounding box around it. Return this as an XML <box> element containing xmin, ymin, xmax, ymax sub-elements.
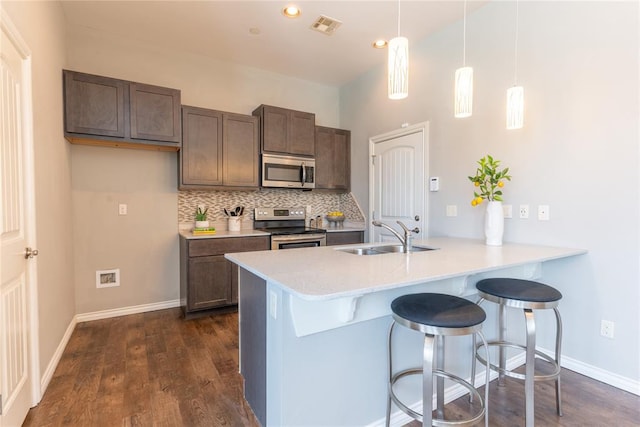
<box><xmin>271</xmin><ymin>233</ymin><xmax>326</xmax><ymax>250</ymax></box>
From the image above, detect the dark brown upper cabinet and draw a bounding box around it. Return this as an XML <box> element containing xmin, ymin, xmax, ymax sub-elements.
<box><xmin>180</xmin><ymin>106</ymin><xmax>259</xmax><ymax>190</ymax></box>
<box><xmin>63</xmin><ymin>70</ymin><xmax>181</xmax><ymax>151</ymax></box>
<box><xmin>252</xmin><ymin>104</ymin><xmax>315</xmax><ymax>157</ymax></box>
<box><xmin>315</xmin><ymin>126</ymin><xmax>351</xmax><ymax>191</ymax></box>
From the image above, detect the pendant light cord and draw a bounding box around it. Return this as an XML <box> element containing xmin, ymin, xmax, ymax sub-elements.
<box><xmin>513</xmin><ymin>0</ymin><xmax>519</xmax><ymax>85</ymax></box>
<box><xmin>397</xmin><ymin>0</ymin><xmax>401</xmax><ymax>37</ymax></box>
<box><xmin>463</xmin><ymin>0</ymin><xmax>467</xmax><ymax>67</ymax></box>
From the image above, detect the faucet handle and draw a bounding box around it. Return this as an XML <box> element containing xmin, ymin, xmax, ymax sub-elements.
<box><xmin>396</xmin><ymin>221</ymin><xmax>420</xmax><ymax>234</ymax></box>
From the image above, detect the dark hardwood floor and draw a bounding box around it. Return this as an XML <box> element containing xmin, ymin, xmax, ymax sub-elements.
<box><xmin>24</xmin><ymin>308</ymin><xmax>639</xmax><ymax>426</ymax></box>
<box><xmin>24</xmin><ymin>308</ymin><xmax>259</xmax><ymax>427</ymax></box>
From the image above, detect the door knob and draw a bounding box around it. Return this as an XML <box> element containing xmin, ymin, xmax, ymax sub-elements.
<box><xmin>414</xmin><ymin>215</ymin><xmax>420</xmax><ymax>221</ymax></box>
<box><xmin>25</xmin><ymin>247</ymin><xmax>39</xmax><ymax>259</ymax></box>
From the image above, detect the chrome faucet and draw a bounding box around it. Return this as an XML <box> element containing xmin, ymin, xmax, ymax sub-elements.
<box><xmin>372</xmin><ymin>220</ymin><xmax>420</xmax><ymax>253</ymax></box>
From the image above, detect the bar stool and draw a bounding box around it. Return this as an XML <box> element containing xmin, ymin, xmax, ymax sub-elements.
<box><xmin>386</xmin><ymin>293</ymin><xmax>490</xmax><ymax>427</ymax></box>
<box><xmin>472</xmin><ymin>278</ymin><xmax>563</xmax><ymax>427</ymax></box>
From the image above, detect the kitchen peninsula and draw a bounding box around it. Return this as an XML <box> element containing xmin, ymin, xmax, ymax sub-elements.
<box><xmin>225</xmin><ymin>237</ymin><xmax>586</xmax><ymax>426</ymax></box>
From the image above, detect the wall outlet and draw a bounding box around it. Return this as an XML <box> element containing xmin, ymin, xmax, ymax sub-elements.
<box><xmin>118</xmin><ymin>204</ymin><xmax>127</xmax><ymax>215</ymax></box>
<box><xmin>538</xmin><ymin>205</ymin><xmax>550</xmax><ymax>221</ymax></box>
<box><xmin>519</xmin><ymin>204</ymin><xmax>529</xmax><ymax>219</ymax></box>
<box><xmin>446</xmin><ymin>205</ymin><xmax>457</xmax><ymax>217</ymax></box>
<box><xmin>600</xmin><ymin>320</ymin><xmax>615</xmax><ymax>339</ymax></box>
<box><xmin>503</xmin><ymin>204</ymin><xmax>513</xmax><ymax>219</ymax></box>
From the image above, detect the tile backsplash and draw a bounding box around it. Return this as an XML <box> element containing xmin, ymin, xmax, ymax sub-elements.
<box><xmin>178</xmin><ymin>189</ymin><xmax>365</xmax><ymax>224</ymax></box>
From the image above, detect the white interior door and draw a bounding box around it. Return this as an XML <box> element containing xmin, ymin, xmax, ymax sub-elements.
<box><xmin>1</xmin><ymin>11</ymin><xmax>37</xmax><ymax>426</ymax></box>
<box><xmin>369</xmin><ymin>123</ymin><xmax>429</xmax><ymax>243</ymax></box>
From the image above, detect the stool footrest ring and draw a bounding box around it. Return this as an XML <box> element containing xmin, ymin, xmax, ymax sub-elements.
<box><xmin>475</xmin><ymin>340</ymin><xmax>561</xmax><ymax>382</ymax></box>
<box><xmin>389</xmin><ymin>367</ymin><xmax>485</xmax><ymax>427</ymax></box>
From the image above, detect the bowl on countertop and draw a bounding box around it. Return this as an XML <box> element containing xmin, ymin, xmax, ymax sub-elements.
<box><xmin>325</xmin><ymin>215</ymin><xmax>346</xmax><ymax>227</ymax></box>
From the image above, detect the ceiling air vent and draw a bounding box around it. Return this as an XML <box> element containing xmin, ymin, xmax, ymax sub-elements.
<box><xmin>310</xmin><ymin>15</ymin><xmax>342</xmax><ymax>36</ymax></box>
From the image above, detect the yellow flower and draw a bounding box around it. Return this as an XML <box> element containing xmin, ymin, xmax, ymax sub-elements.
<box><xmin>498</xmin><ymin>181</ymin><xmax>504</xmax><ymax>188</ymax></box>
<box><xmin>471</xmin><ymin>199</ymin><xmax>477</xmax><ymax>206</ymax></box>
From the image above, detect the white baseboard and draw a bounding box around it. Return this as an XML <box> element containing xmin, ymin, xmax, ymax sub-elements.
<box><xmin>538</xmin><ymin>347</ymin><xmax>640</xmax><ymax>396</ymax></box>
<box><xmin>75</xmin><ymin>299</ymin><xmax>181</xmax><ymax>322</ymax></box>
<box><xmin>370</xmin><ymin>346</ymin><xmax>640</xmax><ymax>427</ymax></box>
<box><xmin>39</xmin><ymin>299</ymin><xmax>181</xmax><ymax>396</ymax></box>
<box><xmin>40</xmin><ymin>315</ymin><xmax>77</xmax><ymax>395</ymax></box>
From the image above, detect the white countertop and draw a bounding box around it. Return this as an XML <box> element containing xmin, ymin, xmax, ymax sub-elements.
<box><xmin>179</xmin><ymin>229</ymin><xmax>270</xmax><ymax>239</ymax></box>
<box><xmin>225</xmin><ymin>237</ymin><xmax>586</xmax><ymax>301</ymax></box>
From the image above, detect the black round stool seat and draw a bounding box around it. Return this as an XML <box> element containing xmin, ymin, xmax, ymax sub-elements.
<box><xmin>477</xmin><ymin>278</ymin><xmax>562</xmax><ymax>305</ymax></box>
<box><xmin>392</xmin><ymin>293</ymin><xmax>486</xmax><ymax>328</ymax></box>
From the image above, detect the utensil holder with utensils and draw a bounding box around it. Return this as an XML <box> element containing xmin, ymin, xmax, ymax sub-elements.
<box><xmin>228</xmin><ymin>216</ymin><xmax>242</xmax><ymax>231</ymax></box>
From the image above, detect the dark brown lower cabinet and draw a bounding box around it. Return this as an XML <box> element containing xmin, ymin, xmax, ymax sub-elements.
<box><xmin>326</xmin><ymin>231</ymin><xmax>364</xmax><ymax>246</ymax></box>
<box><xmin>180</xmin><ymin>235</ymin><xmax>269</xmax><ymax>317</ymax></box>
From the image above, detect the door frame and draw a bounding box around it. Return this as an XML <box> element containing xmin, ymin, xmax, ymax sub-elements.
<box><xmin>368</xmin><ymin>122</ymin><xmax>429</xmax><ymax>241</ymax></box>
<box><xmin>1</xmin><ymin>8</ymin><xmax>41</xmax><ymax>406</ymax></box>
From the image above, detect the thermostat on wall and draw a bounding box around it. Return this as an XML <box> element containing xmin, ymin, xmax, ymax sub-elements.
<box><xmin>430</xmin><ymin>177</ymin><xmax>439</xmax><ymax>192</ymax></box>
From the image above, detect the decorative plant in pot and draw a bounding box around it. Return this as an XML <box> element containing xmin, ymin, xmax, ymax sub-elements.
<box><xmin>468</xmin><ymin>155</ymin><xmax>511</xmax><ymax>246</ymax></box>
<box><xmin>195</xmin><ymin>207</ymin><xmax>209</xmax><ymax>229</ymax></box>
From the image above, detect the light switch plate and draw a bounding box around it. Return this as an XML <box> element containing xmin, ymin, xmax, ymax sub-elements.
<box><xmin>503</xmin><ymin>204</ymin><xmax>513</xmax><ymax>219</ymax></box>
<box><xmin>446</xmin><ymin>205</ymin><xmax>458</xmax><ymax>217</ymax></box>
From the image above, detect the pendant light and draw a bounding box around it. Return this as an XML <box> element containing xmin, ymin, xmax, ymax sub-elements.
<box><xmin>454</xmin><ymin>0</ymin><xmax>473</xmax><ymax>118</ymax></box>
<box><xmin>506</xmin><ymin>0</ymin><xmax>523</xmax><ymax>129</ymax></box>
<box><xmin>388</xmin><ymin>0</ymin><xmax>408</xmax><ymax>100</ymax></box>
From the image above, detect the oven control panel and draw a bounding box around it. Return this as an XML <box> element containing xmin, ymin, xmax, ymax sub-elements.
<box><xmin>254</xmin><ymin>207</ymin><xmax>306</xmax><ymax>221</ymax></box>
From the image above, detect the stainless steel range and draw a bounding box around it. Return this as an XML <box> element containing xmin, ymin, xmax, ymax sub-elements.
<box><xmin>254</xmin><ymin>207</ymin><xmax>326</xmax><ymax>250</ymax></box>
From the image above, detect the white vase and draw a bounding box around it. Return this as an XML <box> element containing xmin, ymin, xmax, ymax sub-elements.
<box><xmin>195</xmin><ymin>220</ymin><xmax>209</xmax><ymax>229</ymax></box>
<box><xmin>484</xmin><ymin>201</ymin><xmax>504</xmax><ymax>246</ymax></box>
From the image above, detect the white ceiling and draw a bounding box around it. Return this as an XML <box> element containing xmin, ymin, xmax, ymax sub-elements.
<box><xmin>60</xmin><ymin>1</ymin><xmax>489</xmax><ymax>86</ymax></box>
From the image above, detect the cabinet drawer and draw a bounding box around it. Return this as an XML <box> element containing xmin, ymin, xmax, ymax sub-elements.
<box><xmin>188</xmin><ymin>236</ymin><xmax>269</xmax><ymax>257</ymax></box>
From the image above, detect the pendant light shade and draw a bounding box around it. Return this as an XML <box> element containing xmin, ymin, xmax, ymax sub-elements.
<box><xmin>506</xmin><ymin>85</ymin><xmax>524</xmax><ymax>129</ymax></box>
<box><xmin>388</xmin><ymin>36</ymin><xmax>409</xmax><ymax>100</ymax></box>
<box><xmin>454</xmin><ymin>66</ymin><xmax>473</xmax><ymax>118</ymax></box>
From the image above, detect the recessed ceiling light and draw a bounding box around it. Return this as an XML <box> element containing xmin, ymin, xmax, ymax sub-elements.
<box><xmin>372</xmin><ymin>39</ymin><xmax>388</xmax><ymax>49</ymax></box>
<box><xmin>282</xmin><ymin>5</ymin><xmax>301</xmax><ymax>18</ymax></box>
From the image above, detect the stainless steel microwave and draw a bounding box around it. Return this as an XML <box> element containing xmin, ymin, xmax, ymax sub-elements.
<box><xmin>261</xmin><ymin>153</ymin><xmax>315</xmax><ymax>189</ymax></box>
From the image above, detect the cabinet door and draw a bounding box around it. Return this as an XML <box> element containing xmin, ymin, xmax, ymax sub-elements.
<box><xmin>261</xmin><ymin>106</ymin><xmax>289</xmax><ymax>153</ymax></box>
<box><xmin>181</xmin><ymin>106</ymin><xmax>223</xmax><ymax>186</ymax></box>
<box><xmin>64</xmin><ymin>70</ymin><xmax>126</xmax><ymax>138</ymax></box>
<box><xmin>188</xmin><ymin>255</ymin><xmax>232</xmax><ymax>310</ymax></box>
<box><xmin>314</xmin><ymin>126</ymin><xmax>334</xmax><ymax>189</ymax></box>
<box><xmin>289</xmin><ymin>110</ymin><xmax>316</xmax><ymax>156</ymax></box>
<box><xmin>130</xmin><ymin>82</ymin><xmax>181</xmax><ymax>143</ymax></box>
<box><xmin>223</xmin><ymin>113</ymin><xmax>259</xmax><ymax>187</ymax></box>
<box><xmin>332</xmin><ymin>129</ymin><xmax>350</xmax><ymax>190</ymax></box>
<box><xmin>326</xmin><ymin>231</ymin><xmax>364</xmax><ymax>246</ymax></box>
<box><xmin>315</xmin><ymin>126</ymin><xmax>350</xmax><ymax>191</ymax></box>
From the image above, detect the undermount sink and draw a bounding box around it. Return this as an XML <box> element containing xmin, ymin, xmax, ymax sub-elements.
<box><xmin>337</xmin><ymin>244</ymin><xmax>437</xmax><ymax>255</ymax></box>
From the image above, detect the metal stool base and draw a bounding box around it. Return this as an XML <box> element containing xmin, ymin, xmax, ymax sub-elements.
<box><xmin>475</xmin><ymin>340</ymin><xmax>561</xmax><ymax>382</ymax></box>
<box><xmin>389</xmin><ymin>368</ymin><xmax>486</xmax><ymax>427</ymax></box>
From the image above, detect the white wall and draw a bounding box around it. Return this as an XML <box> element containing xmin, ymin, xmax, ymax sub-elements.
<box><xmin>65</xmin><ymin>25</ymin><xmax>341</xmax><ymax>314</ymax></box>
<box><xmin>341</xmin><ymin>1</ymin><xmax>639</xmax><ymax>385</ymax></box>
<box><xmin>2</xmin><ymin>0</ymin><xmax>75</xmax><ymax>386</ymax></box>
